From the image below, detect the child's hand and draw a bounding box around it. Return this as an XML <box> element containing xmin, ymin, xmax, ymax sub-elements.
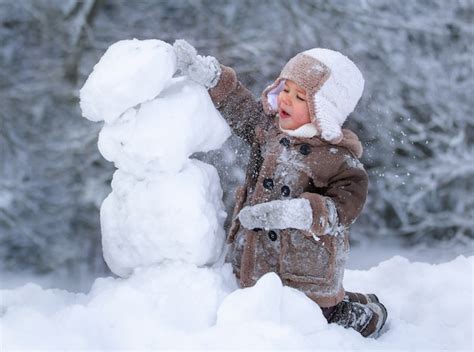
<box><xmin>173</xmin><ymin>39</ymin><xmax>198</xmax><ymax>73</ymax></box>
<box><xmin>238</xmin><ymin>199</ymin><xmax>313</xmax><ymax>231</ymax></box>
<box><xmin>173</xmin><ymin>39</ymin><xmax>221</xmax><ymax>89</ymax></box>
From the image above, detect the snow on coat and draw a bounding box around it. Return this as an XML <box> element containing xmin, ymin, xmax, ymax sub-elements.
<box><xmin>209</xmin><ymin>66</ymin><xmax>368</xmax><ymax>307</ymax></box>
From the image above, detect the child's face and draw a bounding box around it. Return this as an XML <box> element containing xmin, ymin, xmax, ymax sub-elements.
<box><xmin>277</xmin><ymin>80</ymin><xmax>311</xmax><ymax>130</ymax></box>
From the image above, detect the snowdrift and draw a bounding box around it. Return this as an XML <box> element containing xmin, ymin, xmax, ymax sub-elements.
<box><xmin>1</xmin><ymin>255</ymin><xmax>472</xmax><ymax>351</ymax></box>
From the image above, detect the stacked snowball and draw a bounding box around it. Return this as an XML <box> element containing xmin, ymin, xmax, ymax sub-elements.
<box><xmin>80</xmin><ymin>39</ymin><xmax>231</xmax><ymax>277</ymax></box>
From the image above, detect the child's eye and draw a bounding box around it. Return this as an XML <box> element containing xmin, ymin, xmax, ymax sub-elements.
<box><xmin>283</xmin><ymin>89</ymin><xmax>290</xmax><ymax>93</ymax></box>
<box><xmin>297</xmin><ymin>96</ymin><xmax>306</xmax><ymax>101</ymax></box>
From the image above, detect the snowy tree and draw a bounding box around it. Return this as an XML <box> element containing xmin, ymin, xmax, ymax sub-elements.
<box><xmin>0</xmin><ymin>0</ymin><xmax>111</xmax><ymax>281</ymax></box>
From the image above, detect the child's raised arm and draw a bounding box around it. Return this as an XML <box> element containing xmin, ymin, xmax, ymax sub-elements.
<box><xmin>208</xmin><ymin>66</ymin><xmax>263</xmax><ymax>145</ymax></box>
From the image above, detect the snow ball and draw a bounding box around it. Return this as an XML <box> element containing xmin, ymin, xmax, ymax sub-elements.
<box><xmin>97</xmin><ymin>78</ymin><xmax>231</xmax><ymax>175</ymax></box>
<box><xmin>280</xmin><ymin>283</ymin><xmax>328</xmax><ymax>334</ymax></box>
<box><xmin>100</xmin><ymin>160</ymin><xmax>227</xmax><ymax>277</ymax></box>
<box><xmin>80</xmin><ymin>39</ymin><xmax>176</xmax><ymax>123</ymax></box>
<box><xmin>216</xmin><ymin>272</ymin><xmax>327</xmax><ymax>334</ymax></box>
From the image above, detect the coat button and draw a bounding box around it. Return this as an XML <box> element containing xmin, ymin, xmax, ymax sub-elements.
<box><xmin>299</xmin><ymin>144</ymin><xmax>311</xmax><ymax>155</ymax></box>
<box><xmin>263</xmin><ymin>178</ymin><xmax>274</xmax><ymax>190</ymax></box>
<box><xmin>279</xmin><ymin>137</ymin><xmax>290</xmax><ymax>148</ymax></box>
<box><xmin>268</xmin><ymin>230</ymin><xmax>278</xmax><ymax>241</ymax></box>
<box><xmin>281</xmin><ymin>185</ymin><xmax>290</xmax><ymax>197</ymax></box>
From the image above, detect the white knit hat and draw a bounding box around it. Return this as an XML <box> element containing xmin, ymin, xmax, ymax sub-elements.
<box><xmin>262</xmin><ymin>48</ymin><xmax>364</xmax><ymax>143</ymax></box>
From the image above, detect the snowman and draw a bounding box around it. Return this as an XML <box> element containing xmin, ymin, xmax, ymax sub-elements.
<box><xmin>80</xmin><ymin>39</ymin><xmax>231</xmax><ymax>277</ymax></box>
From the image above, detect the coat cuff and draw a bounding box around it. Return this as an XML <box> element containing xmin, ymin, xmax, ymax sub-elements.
<box><xmin>208</xmin><ymin>65</ymin><xmax>238</xmax><ymax>106</ymax></box>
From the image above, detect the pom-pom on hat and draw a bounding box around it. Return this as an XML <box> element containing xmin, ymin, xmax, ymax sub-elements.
<box><xmin>262</xmin><ymin>48</ymin><xmax>364</xmax><ymax>143</ymax></box>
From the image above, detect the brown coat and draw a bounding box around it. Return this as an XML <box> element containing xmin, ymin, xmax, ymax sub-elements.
<box><xmin>210</xmin><ymin>66</ymin><xmax>368</xmax><ymax>307</ymax></box>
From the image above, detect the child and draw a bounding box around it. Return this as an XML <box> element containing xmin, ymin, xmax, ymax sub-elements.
<box><xmin>173</xmin><ymin>40</ymin><xmax>387</xmax><ymax>338</ymax></box>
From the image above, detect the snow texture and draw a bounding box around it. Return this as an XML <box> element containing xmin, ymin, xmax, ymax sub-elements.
<box><xmin>101</xmin><ymin>161</ymin><xmax>227</xmax><ymax>277</ymax></box>
<box><xmin>97</xmin><ymin>77</ymin><xmax>229</xmax><ymax>176</ymax></box>
<box><xmin>216</xmin><ymin>272</ymin><xmax>327</xmax><ymax>335</ymax></box>
<box><xmin>1</xmin><ymin>256</ymin><xmax>472</xmax><ymax>350</ymax></box>
<box><xmin>79</xmin><ymin>39</ymin><xmax>231</xmax><ymax>277</ymax></box>
<box><xmin>80</xmin><ymin>39</ymin><xmax>176</xmax><ymax>124</ymax></box>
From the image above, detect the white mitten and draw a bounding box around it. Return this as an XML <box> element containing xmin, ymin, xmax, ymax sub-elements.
<box><xmin>173</xmin><ymin>39</ymin><xmax>198</xmax><ymax>73</ymax></box>
<box><xmin>173</xmin><ymin>39</ymin><xmax>221</xmax><ymax>89</ymax></box>
<box><xmin>238</xmin><ymin>199</ymin><xmax>313</xmax><ymax>230</ymax></box>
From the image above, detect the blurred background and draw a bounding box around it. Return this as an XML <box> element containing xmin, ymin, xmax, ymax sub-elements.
<box><xmin>1</xmin><ymin>0</ymin><xmax>473</xmax><ymax>291</ymax></box>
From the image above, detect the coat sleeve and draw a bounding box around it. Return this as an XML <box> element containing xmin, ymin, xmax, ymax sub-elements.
<box><xmin>300</xmin><ymin>157</ymin><xmax>369</xmax><ymax>236</ymax></box>
<box><xmin>208</xmin><ymin>65</ymin><xmax>265</xmax><ymax>145</ymax></box>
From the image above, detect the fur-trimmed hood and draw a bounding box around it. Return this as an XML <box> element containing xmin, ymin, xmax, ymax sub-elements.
<box><xmin>261</xmin><ymin>49</ymin><xmax>364</xmax><ymax>144</ymax></box>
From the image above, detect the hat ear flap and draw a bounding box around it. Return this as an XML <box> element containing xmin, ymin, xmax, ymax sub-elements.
<box><xmin>262</xmin><ymin>79</ymin><xmax>285</xmax><ymax>114</ymax></box>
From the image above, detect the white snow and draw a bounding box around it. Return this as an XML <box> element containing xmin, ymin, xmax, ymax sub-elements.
<box><xmin>78</xmin><ymin>38</ymin><xmax>231</xmax><ymax>277</ymax></box>
<box><xmin>97</xmin><ymin>77</ymin><xmax>230</xmax><ymax>175</ymax></box>
<box><xmin>216</xmin><ymin>272</ymin><xmax>327</xmax><ymax>335</ymax></box>
<box><xmin>1</xmin><ymin>256</ymin><xmax>472</xmax><ymax>350</ymax></box>
<box><xmin>80</xmin><ymin>39</ymin><xmax>176</xmax><ymax>124</ymax></box>
<box><xmin>101</xmin><ymin>161</ymin><xmax>227</xmax><ymax>277</ymax></box>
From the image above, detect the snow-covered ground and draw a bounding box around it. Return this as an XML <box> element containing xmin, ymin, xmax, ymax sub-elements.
<box><xmin>1</xmin><ymin>39</ymin><xmax>472</xmax><ymax>351</ymax></box>
<box><xmin>347</xmin><ymin>235</ymin><xmax>474</xmax><ymax>270</ymax></box>
<box><xmin>1</xmin><ymin>255</ymin><xmax>472</xmax><ymax>351</ymax></box>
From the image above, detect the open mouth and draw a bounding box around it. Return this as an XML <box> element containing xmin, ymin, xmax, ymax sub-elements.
<box><xmin>279</xmin><ymin>108</ymin><xmax>291</xmax><ymax>119</ymax></box>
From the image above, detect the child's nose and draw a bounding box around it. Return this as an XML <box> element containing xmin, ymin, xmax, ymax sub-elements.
<box><xmin>281</xmin><ymin>92</ymin><xmax>291</xmax><ymax>105</ymax></box>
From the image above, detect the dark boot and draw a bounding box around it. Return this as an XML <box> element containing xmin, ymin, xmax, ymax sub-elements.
<box><xmin>325</xmin><ymin>300</ymin><xmax>388</xmax><ymax>338</ymax></box>
<box><xmin>345</xmin><ymin>291</ymin><xmax>380</xmax><ymax>304</ymax></box>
